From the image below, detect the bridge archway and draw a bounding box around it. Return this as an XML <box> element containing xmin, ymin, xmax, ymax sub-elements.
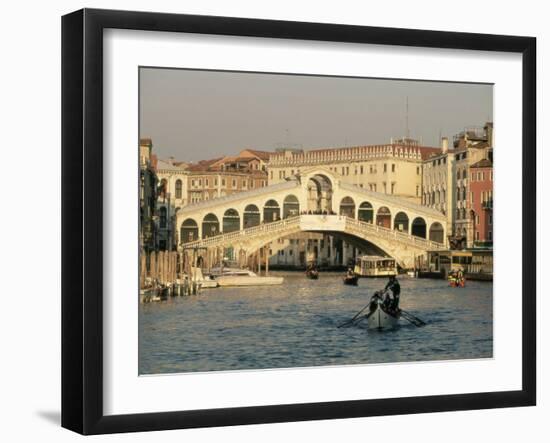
<box><xmin>358</xmin><ymin>201</ymin><xmax>373</xmax><ymax>223</ymax></box>
<box><xmin>339</xmin><ymin>196</ymin><xmax>356</xmax><ymax>218</ymax></box>
<box><xmin>243</xmin><ymin>204</ymin><xmax>260</xmax><ymax>228</ymax></box>
<box><xmin>411</xmin><ymin>217</ymin><xmax>427</xmax><ymax>238</ymax></box>
<box><xmin>223</xmin><ymin>208</ymin><xmax>240</xmax><ymax>233</ymax></box>
<box><xmin>376</xmin><ymin>206</ymin><xmax>391</xmax><ymax>228</ymax></box>
<box><xmin>181</xmin><ymin>218</ymin><xmax>199</xmax><ymax>244</ymax></box>
<box><xmin>306</xmin><ymin>174</ymin><xmax>333</xmax><ymax>213</ymax></box>
<box><xmin>393</xmin><ymin>211</ymin><xmax>409</xmax><ymax>232</ymax></box>
<box><xmin>202</xmin><ymin>213</ymin><xmax>219</xmax><ymax>239</ymax></box>
<box><xmin>283</xmin><ymin>195</ymin><xmax>300</xmax><ymax>218</ymax></box>
<box><xmin>263</xmin><ymin>199</ymin><xmax>281</xmax><ymax>222</ymax></box>
<box><xmin>429</xmin><ymin>222</ymin><xmax>444</xmax><ymax>243</ymax></box>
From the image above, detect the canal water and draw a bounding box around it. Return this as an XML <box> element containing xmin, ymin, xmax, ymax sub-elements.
<box><xmin>139</xmin><ymin>273</ymin><xmax>493</xmax><ymax>375</ymax></box>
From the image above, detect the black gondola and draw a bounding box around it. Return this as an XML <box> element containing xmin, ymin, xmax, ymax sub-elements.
<box><xmin>306</xmin><ymin>269</ymin><xmax>319</xmax><ymax>279</ymax></box>
<box><xmin>343</xmin><ymin>274</ymin><xmax>359</xmax><ymax>285</ymax></box>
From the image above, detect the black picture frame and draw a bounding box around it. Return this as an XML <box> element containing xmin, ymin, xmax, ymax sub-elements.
<box><xmin>62</xmin><ymin>8</ymin><xmax>536</xmax><ymax>435</ymax></box>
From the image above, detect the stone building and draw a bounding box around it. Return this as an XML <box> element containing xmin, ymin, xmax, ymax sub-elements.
<box><xmin>469</xmin><ymin>158</ymin><xmax>493</xmax><ymax>246</ymax></box>
<box><xmin>267</xmin><ymin>139</ymin><xmax>440</xmax><ymax>204</ymax></box>
<box><xmin>451</xmin><ymin>123</ymin><xmax>493</xmax><ymax>248</ymax></box>
<box><xmin>421</xmin><ymin>137</ymin><xmax>456</xmax><ymax>237</ymax></box>
<box><xmin>139</xmin><ymin>138</ymin><xmax>158</xmax><ymax>252</ymax></box>
<box><xmin>155</xmin><ymin>158</ymin><xmax>189</xmax><ymax>250</ymax></box>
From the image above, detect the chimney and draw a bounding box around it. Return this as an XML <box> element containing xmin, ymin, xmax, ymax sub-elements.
<box><xmin>441</xmin><ymin>137</ymin><xmax>449</xmax><ymax>153</ymax></box>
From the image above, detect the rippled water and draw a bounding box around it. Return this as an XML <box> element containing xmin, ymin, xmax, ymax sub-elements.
<box><xmin>139</xmin><ymin>272</ymin><xmax>493</xmax><ymax>374</ymax></box>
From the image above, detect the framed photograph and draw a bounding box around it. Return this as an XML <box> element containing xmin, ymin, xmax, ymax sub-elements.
<box><xmin>62</xmin><ymin>8</ymin><xmax>536</xmax><ymax>435</ymax></box>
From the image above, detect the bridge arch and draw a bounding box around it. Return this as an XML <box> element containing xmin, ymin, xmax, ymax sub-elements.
<box><xmin>429</xmin><ymin>221</ymin><xmax>445</xmax><ymax>243</ymax></box>
<box><xmin>263</xmin><ymin>199</ymin><xmax>281</xmax><ymax>222</ymax></box>
<box><xmin>181</xmin><ymin>218</ymin><xmax>199</xmax><ymax>244</ymax></box>
<box><xmin>306</xmin><ymin>173</ymin><xmax>333</xmax><ymax>213</ymax></box>
<box><xmin>201</xmin><ymin>213</ymin><xmax>220</xmax><ymax>239</ymax></box>
<box><xmin>376</xmin><ymin>206</ymin><xmax>391</xmax><ymax>228</ymax></box>
<box><xmin>411</xmin><ymin>217</ymin><xmax>427</xmax><ymax>238</ymax></box>
<box><xmin>339</xmin><ymin>196</ymin><xmax>356</xmax><ymax>218</ymax></box>
<box><xmin>223</xmin><ymin>208</ymin><xmax>240</xmax><ymax>233</ymax></box>
<box><xmin>283</xmin><ymin>194</ymin><xmax>300</xmax><ymax>218</ymax></box>
<box><xmin>358</xmin><ymin>201</ymin><xmax>373</xmax><ymax>223</ymax></box>
<box><xmin>393</xmin><ymin>211</ymin><xmax>409</xmax><ymax>232</ymax></box>
<box><xmin>243</xmin><ymin>204</ymin><xmax>260</xmax><ymax>228</ymax></box>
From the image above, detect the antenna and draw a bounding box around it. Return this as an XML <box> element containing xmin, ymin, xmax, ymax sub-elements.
<box><xmin>406</xmin><ymin>96</ymin><xmax>410</xmax><ymax>139</ymax></box>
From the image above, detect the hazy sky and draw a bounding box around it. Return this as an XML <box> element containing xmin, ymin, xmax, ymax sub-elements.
<box><xmin>139</xmin><ymin>68</ymin><xmax>492</xmax><ymax>161</ymax></box>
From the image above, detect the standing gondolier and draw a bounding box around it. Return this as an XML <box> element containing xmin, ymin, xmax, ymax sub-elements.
<box><xmin>384</xmin><ymin>275</ymin><xmax>401</xmax><ymax>311</ymax></box>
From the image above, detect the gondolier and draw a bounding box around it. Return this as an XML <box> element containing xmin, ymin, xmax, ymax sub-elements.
<box><xmin>384</xmin><ymin>275</ymin><xmax>401</xmax><ymax>311</ymax></box>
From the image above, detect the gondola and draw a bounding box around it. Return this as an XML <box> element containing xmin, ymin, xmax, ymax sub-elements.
<box><xmin>343</xmin><ymin>274</ymin><xmax>359</xmax><ymax>286</ymax></box>
<box><xmin>365</xmin><ymin>294</ymin><xmax>400</xmax><ymax>329</ymax></box>
<box><xmin>306</xmin><ymin>269</ymin><xmax>319</xmax><ymax>279</ymax></box>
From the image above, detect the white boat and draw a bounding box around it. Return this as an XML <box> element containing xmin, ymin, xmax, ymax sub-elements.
<box><xmin>365</xmin><ymin>298</ymin><xmax>400</xmax><ymax>329</ymax></box>
<box><xmin>213</xmin><ymin>268</ymin><xmax>284</xmax><ymax>287</ymax></box>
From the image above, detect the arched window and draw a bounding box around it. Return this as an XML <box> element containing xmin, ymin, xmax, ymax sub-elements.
<box><xmin>175</xmin><ymin>179</ymin><xmax>182</xmax><ymax>199</ymax></box>
<box><xmin>339</xmin><ymin>197</ymin><xmax>356</xmax><ymax>218</ymax></box>
<box><xmin>180</xmin><ymin>218</ymin><xmax>198</xmax><ymax>243</ymax></box>
<box><xmin>358</xmin><ymin>202</ymin><xmax>373</xmax><ymax>223</ymax></box>
<box><xmin>411</xmin><ymin>217</ymin><xmax>427</xmax><ymax>238</ymax></box>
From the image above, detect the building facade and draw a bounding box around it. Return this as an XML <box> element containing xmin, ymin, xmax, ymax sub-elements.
<box><xmin>469</xmin><ymin>159</ymin><xmax>493</xmax><ymax>246</ymax></box>
<box><xmin>421</xmin><ymin>137</ymin><xmax>456</xmax><ymax>237</ymax></box>
<box><xmin>267</xmin><ymin>140</ymin><xmax>440</xmax><ymax>204</ymax></box>
<box><xmin>139</xmin><ymin>138</ymin><xmax>158</xmax><ymax>252</ymax></box>
<box><xmin>451</xmin><ymin>123</ymin><xmax>493</xmax><ymax>248</ymax></box>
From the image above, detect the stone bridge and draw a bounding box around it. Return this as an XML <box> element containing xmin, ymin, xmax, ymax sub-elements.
<box><xmin>176</xmin><ymin>167</ymin><xmax>447</xmax><ymax>267</ymax></box>
<box><xmin>183</xmin><ymin>215</ymin><xmax>446</xmax><ymax>269</ymax></box>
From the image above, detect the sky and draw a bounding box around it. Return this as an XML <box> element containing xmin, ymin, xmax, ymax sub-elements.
<box><xmin>139</xmin><ymin>68</ymin><xmax>493</xmax><ymax>162</ymax></box>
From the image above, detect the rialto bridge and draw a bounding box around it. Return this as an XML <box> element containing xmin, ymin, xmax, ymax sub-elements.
<box><xmin>175</xmin><ymin>167</ymin><xmax>448</xmax><ymax>268</ymax></box>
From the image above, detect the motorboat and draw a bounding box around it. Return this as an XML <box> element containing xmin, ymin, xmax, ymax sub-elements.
<box><xmin>212</xmin><ymin>268</ymin><xmax>284</xmax><ymax>287</ymax></box>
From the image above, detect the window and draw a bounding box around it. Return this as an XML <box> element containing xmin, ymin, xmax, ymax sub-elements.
<box><xmin>221</xmin><ymin>178</ymin><xmax>226</xmax><ymax>187</ymax></box>
<box><xmin>416</xmin><ymin>185</ymin><xmax>419</xmax><ymax>196</ymax></box>
<box><xmin>391</xmin><ymin>183</ymin><xmax>395</xmax><ymax>194</ymax></box>
<box><xmin>232</xmin><ymin>179</ymin><xmax>236</xmax><ymax>188</ymax></box>
<box><xmin>489</xmin><ymin>214</ymin><xmax>493</xmax><ymax>225</ymax></box>
<box><xmin>391</xmin><ymin>164</ymin><xmax>395</xmax><ymax>172</ymax></box>
<box><xmin>214</xmin><ymin>178</ymin><xmax>218</xmax><ymax>186</ymax></box>
<box><xmin>191</xmin><ymin>179</ymin><xmax>196</xmax><ymax>187</ymax></box>
<box><xmin>270</xmin><ymin>171</ymin><xmax>273</xmax><ymax>180</ymax></box>
<box><xmin>475</xmin><ymin>231</ymin><xmax>480</xmax><ymax>240</ymax></box>
<box><xmin>175</xmin><ymin>179</ymin><xmax>182</xmax><ymax>199</ymax></box>
<box><xmin>159</xmin><ymin>207</ymin><xmax>167</xmax><ymax>228</ymax></box>
<box><xmin>346</xmin><ymin>167</ymin><xmax>349</xmax><ymax>175</ymax></box>
<box><xmin>242</xmin><ymin>180</ymin><xmax>247</xmax><ymax>188</ymax></box>
<box><xmin>384</xmin><ymin>163</ymin><xmax>387</xmax><ymax>173</ymax></box>
<box><xmin>488</xmin><ymin>231</ymin><xmax>493</xmax><ymax>240</ymax></box>
<box><xmin>198</xmin><ymin>179</ymin><xmax>202</xmax><ymax>187</ymax></box>
<box><xmin>416</xmin><ymin>166</ymin><xmax>420</xmax><ymax>175</ymax></box>
<box><xmin>360</xmin><ymin>165</ymin><xmax>364</xmax><ymax>174</ymax></box>
<box><xmin>205</xmin><ymin>178</ymin><xmax>209</xmax><ymax>187</ymax></box>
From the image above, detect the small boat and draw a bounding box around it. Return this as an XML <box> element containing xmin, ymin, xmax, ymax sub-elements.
<box><xmin>214</xmin><ymin>268</ymin><xmax>284</xmax><ymax>287</ymax></box>
<box><xmin>306</xmin><ymin>269</ymin><xmax>319</xmax><ymax>279</ymax></box>
<box><xmin>343</xmin><ymin>274</ymin><xmax>359</xmax><ymax>286</ymax></box>
<box><xmin>449</xmin><ymin>278</ymin><xmax>465</xmax><ymax>287</ymax></box>
<box><xmin>365</xmin><ymin>295</ymin><xmax>400</xmax><ymax>329</ymax></box>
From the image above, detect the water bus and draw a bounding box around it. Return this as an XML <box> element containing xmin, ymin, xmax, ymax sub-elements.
<box><xmin>354</xmin><ymin>256</ymin><xmax>397</xmax><ymax>278</ymax></box>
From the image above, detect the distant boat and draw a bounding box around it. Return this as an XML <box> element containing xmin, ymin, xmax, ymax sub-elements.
<box><xmin>306</xmin><ymin>269</ymin><xmax>319</xmax><ymax>280</ymax></box>
<box><xmin>343</xmin><ymin>274</ymin><xmax>359</xmax><ymax>286</ymax></box>
<box><xmin>213</xmin><ymin>268</ymin><xmax>284</xmax><ymax>287</ymax></box>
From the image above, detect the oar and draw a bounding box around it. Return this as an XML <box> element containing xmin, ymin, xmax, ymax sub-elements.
<box><xmin>337</xmin><ymin>302</ymin><xmax>372</xmax><ymax>328</ymax></box>
<box><xmin>400</xmin><ymin>309</ymin><xmax>426</xmax><ymax>327</ymax></box>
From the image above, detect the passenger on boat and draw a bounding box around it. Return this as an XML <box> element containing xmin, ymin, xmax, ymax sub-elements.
<box><xmin>384</xmin><ymin>275</ymin><xmax>401</xmax><ymax>311</ymax></box>
<box><xmin>346</xmin><ymin>268</ymin><xmax>354</xmax><ymax>278</ymax></box>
